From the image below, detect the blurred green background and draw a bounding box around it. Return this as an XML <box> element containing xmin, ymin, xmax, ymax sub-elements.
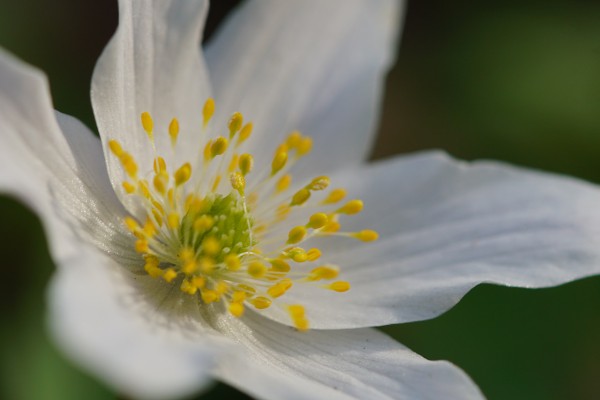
<box><xmin>1</xmin><ymin>0</ymin><xmax>599</xmax><ymax>399</ymax></box>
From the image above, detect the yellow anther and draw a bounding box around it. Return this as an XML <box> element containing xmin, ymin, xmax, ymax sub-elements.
<box><xmin>138</xmin><ymin>180</ymin><xmax>151</xmax><ymax>198</ymax></box>
<box><xmin>238</xmin><ymin>154</ymin><xmax>254</xmax><ymax>176</ymax></box>
<box><xmin>286</xmin><ymin>131</ymin><xmax>302</xmax><ymax>148</ymax></box>
<box><xmin>232</xmin><ymin>291</ymin><xmax>247</xmax><ymax>302</ymax></box>
<box><xmin>135</xmin><ymin>239</ymin><xmax>149</xmax><ymax>253</ymax></box>
<box><xmin>338</xmin><ymin>199</ymin><xmax>363</xmax><ymax>215</ymax></box>
<box><xmin>353</xmin><ymin>229</ymin><xmax>379</xmax><ymax>242</ymax></box>
<box><xmin>292</xmin><ymin>253</ymin><xmax>308</xmax><ymax>263</ymax></box>
<box><xmin>108</xmin><ymin>140</ymin><xmax>123</xmax><ymax>156</ymax></box>
<box><xmin>229</xmin><ymin>302</ymin><xmax>245</xmax><ymax>317</ymax></box>
<box><xmin>180</xmin><ymin>279</ymin><xmax>197</xmax><ymax>295</ymax></box>
<box><xmin>230</xmin><ymin>172</ymin><xmax>245</xmax><ymax>194</ymax></box>
<box><xmin>247</xmin><ymin>262</ymin><xmax>267</xmax><ymax>278</ymax></box>
<box><xmin>288</xmin><ymin>305</ymin><xmax>309</xmax><ymax>331</ymax></box>
<box><xmin>276</xmin><ymin>143</ymin><xmax>288</xmax><ymax>154</ymax></box>
<box><xmin>251</xmin><ymin>296</ymin><xmax>272</xmax><ymax>310</ymax></box>
<box><xmin>122</xmin><ymin>181</ymin><xmax>135</xmax><ymax>194</ymax></box>
<box><xmin>267</xmin><ymin>279</ymin><xmax>293</xmax><ymax>298</ymax></box>
<box><xmin>153</xmin><ymin>157</ymin><xmax>167</xmax><ymax>174</ymax></box>
<box><xmin>297</xmin><ymin>137</ymin><xmax>312</xmax><ymax>156</ymax></box>
<box><xmin>211</xmin><ymin>136</ymin><xmax>229</xmax><ymax>157</ymax></box>
<box><xmin>328</xmin><ymin>281</ymin><xmax>351</xmax><ymax>292</ymax></box>
<box><xmin>167</xmin><ymin>212</ymin><xmax>180</xmax><ymax>229</ymax></box>
<box><xmin>323</xmin><ymin>188</ymin><xmax>346</xmax><ymax>204</ymax></box>
<box><xmin>290</xmin><ymin>188</ymin><xmax>311</xmax><ymax>206</ymax></box>
<box><xmin>169</xmin><ymin>118</ymin><xmax>179</xmax><ymax>146</ymax></box>
<box><xmin>202</xmin><ymin>237</ymin><xmax>220</xmax><ymax>256</ymax></box>
<box><xmin>321</xmin><ymin>221</ymin><xmax>341</xmax><ymax>233</ymax></box>
<box><xmin>193</xmin><ymin>215</ymin><xmax>214</xmax><ymax>232</ymax></box>
<box><xmin>143</xmin><ymin>219</ymin><xmax>156</xmax><ymax>237</ymax></box>
<box><xmin>270</xmin><ymin>259</ymin><xmax>290</xmax><ymax>273</ymax></box>
<box><xmin>276</xmin><ymin>174</ymin><xmax>292</xmax><ymax>192</ymax></box>
<box><xmin>162</xmin><ymin>268</ymin><xmax>178</xmax><ymax>283</ymax></box>
<box><xmin>201</xmin><ymin>289</ymin><xmax>219</xmax><ymax>304</ymax></box>
<box><xmin>144</xmin><ymin>262</ymin><xmax>163</xmax><ymax>278</ymax></box>
<box><xmin>238</xmin><ymin>122</ymin><xmax>253</xmax><ymax>145</ymax></box>
<box><xmin>228</xmin><ymin>153</ymin><xmax>239</xmax><ymax>173</ymax></box>
<box><xmin>152</xmin><ymin>209</ymin><xmax>163</xmax><ymax>227</ymax></box>
<box><xmin>168</xmin><ymin>188</ymin><xmax>175</xmax><ymax>209</ymax></box>
<box><xmin>237</xmin><ymin>284</ymin><xmax>257</xmax><ymax>295</ymax></box>
<box><xmin>225</xmin><ymin>254</ymin><xmax>241</xmax><ymax>271</ymax></box>
<box><xmin>306</xmin><ymin>248</ymin><xmax>321</xmax><ymax>262</ymax></box>
<box><xmin>180</xmin><ymin>247</ymin><xmax>195</xmax><ymax>261</ymax></box>
<box><xmin>199</xmin><ymin>257</ymin><xmax>215</xmax><ymax>274</ymax></box>
<box><xmin>216</xmin><ymin>281</ymin><xmax>229</xmax><ymax>295</ymax></box>
<box><xmin>286</xmin><ymin>247</ymin><xmax>308</xmax><ymax>263</ymax></box>
<box><xmin>153</xmin><ymin>172</ymin><xmax>168</xmax><ymax>194</ymax></box>
<box><xmin>308</xmin><ymin>265</ymin><xmax>339</xmax><ymax>281</ymax></box>
<box><xmin>191</xmin><ymin>276</ymin><xmax>205</xmax><ymax>289</ymax></box>
<box><xmin>308</xmin><ymin>213</ymin><xmax>328</xmax><ymax>229</ymax></box>
<box><xmin>174</xmin><ymin>162</ymin><xmax>192</xmax><ymax>186</ymax></box>
<box><xmin>288</xmin><ymin>305</ymin><xmax>305</xmax><ymax>318</ymax></box>
<box><xmin>124</xmin><ymin>217</ymin><xmax>139</xmax><ymax>232</ymax></box>
<box><xmin>186</xmin><ymin>195</ymin><xmax>205</xmax><ymax>213</ymax></box>
<box><xmin>287</xmin><ymin>226</ymin><xmax>307</xmax><ymax>244</ymax></box>
<box><xmin>141</xmin><ymin>112</ymin><xmax>154</xmax><ymax>139</ymax></box>
<box><xmin>228</xmin><ymin>112</ymin><xmax>243</xmax><ymax>137</ymax></box>
<box><xmin>203</xmin><ymin>98</ymin><xmax>215</xmax><ymax>127</ymax></box>
<box><xmin>308</xmin><ymin>176</ymin><xmax>330</xmax><ymax>191</ymax></box>
<box><xmin>181</xmin><ymin>260</ymin><xmax>197</xmax><ymax>275</ymax></box>
<box><xmin>151</xmin><ymin>199</ymin><xmax>164</xmax><ymax>215</ymax></box>
<box><xmin>199</xmin><ymin>258</ymin><xmax>215</xmax><ymax>274</ymax></box>
<box><xmin>203</xmin><ymin>140</ymin><xmax>213</xmax><ymax>161</ymax></box>
<box><xmin>120</xmin><ymin>153</ymin><xmax>138</xmax><ymax>179</ymax></box>
<box><xmin>144</xmin><ymin>254</ymin><xmax>159</xmax><ymax>266</ymax></box>
<box><xmin>271</xmin><ymin>150</ymin><xmax>288</xmax><ymax>175</ymax></box>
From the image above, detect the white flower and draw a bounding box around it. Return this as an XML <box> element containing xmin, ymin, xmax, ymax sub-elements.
<box><xmin>0</xmin><ymin>0</ymin><xmax>599</xmax><ymax>399</ymax></box>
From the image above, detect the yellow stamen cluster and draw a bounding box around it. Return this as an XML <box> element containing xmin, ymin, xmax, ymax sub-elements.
<box><xmin>108</xmin><ymin>99</ymin><xmax>377</xmax><ymax>331</ymax></box>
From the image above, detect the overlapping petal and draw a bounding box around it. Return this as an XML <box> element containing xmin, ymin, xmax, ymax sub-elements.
<box><xmin>264</xmin><ymin>152</ymin><xmax>600</xmax><ymax>329</ymax></box>
<box><xmin>206</xmin><ymin>0</ymin><xmax>403</xmax><ymax>180</ymax></box>
<box><xmin>0</xmin><ymin>48</ymin><xmax>128</xmax><ymax>262</ymax></box>
<box><xmin>49</xmin><ymin>246</ymin><xmax>231</xmax><ymax>400</ymax></box>
<box><xmin>92</xmin><ymin>0</ymin><xmax>212</xmax><ymax>214</ymax></box>
<box><xmin>212</xmin><ymin>312</ymin><xmax>483</xmax><ymax>400</ymax></box>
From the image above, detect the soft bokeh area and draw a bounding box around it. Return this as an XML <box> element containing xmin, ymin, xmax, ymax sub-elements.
<box><xmin>1</xmin><ymin>1</ymin><xmax>599</xmax><ymax>399</ymax></box>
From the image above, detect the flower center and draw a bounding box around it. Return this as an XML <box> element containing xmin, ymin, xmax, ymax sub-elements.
<box><xmin>107</xmin><ymin>99</ymin><xmax>378</xmax><ymax>330</ymax></box>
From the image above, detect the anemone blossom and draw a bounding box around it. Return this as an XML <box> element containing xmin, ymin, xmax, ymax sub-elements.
<box><xmin>1</xmin><ymin>1</ymin><xmax>599</xmax><ymax>399</ymax></box>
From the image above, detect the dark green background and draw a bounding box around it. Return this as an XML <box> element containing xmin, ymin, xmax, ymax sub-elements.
<box><xmin>0</xmin><ymin>1</ymin><xmax>599</xmax><ymax>399</ymax></box>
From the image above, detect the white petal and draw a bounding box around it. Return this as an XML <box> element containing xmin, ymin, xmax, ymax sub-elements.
<box><xmin>0</xmin><ymin>48</ymin><xmax>129</xmax><ymax>262</ymax></box>
<box><xmin>212</xmin><ymin>313</ymin><xmax>483</xmax><ymax>400</ymax></box>
<box><xmin>0</xmin><ymin>48</ymin><xmax>224</xmax><ymax>399</ymax></box>
<box><xmin>205</xmin><ymin>0</ymin><xmax>404</xmax><ymax>179</ymax></box>
<box><xmin>262</xmin><ymin>152</ymin><xmax>600</xmax><ymax>329</ymax></box>
<box><xmin>48</xmin><ymin>245</ymin><xmax>232</xmax><ymax>400</ymax></box>
<box><xmin>92</xmin><ymin>0</ymin><xmax>211</xmax><ymax>213</ymax></box>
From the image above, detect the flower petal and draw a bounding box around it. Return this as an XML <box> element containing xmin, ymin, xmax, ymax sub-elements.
<box><xmin>0</xmin><ymin>48</ymin><xmax>224</xmax><ymax>399</ymax></box>
<box><xmin>205</xmin><ymin>0</ymin><xmax>403</xmax><ymax>179</ymax></box>
<box><xmin>92</xmin><ymin>0</ymin><xmax>211</xmax><ymax>213</ymax></box>
<box><xmin>48</xmin><ymin>244</ymin><xmax>232</xmax><ymax>400</ymax></box>
<box><xmin>212</xmin><ymin>313</ymin><xmax>483</xmax><ymax>400</ymax></box>
<box><xmin>0</xmin><ymin>48</ymin><xmax>129</xmax><ymax>261</ymax></box>
<box><xmin>263</xmin><ymin>151</ymin><xmax>600</xmax><ymax>329</ymax></box>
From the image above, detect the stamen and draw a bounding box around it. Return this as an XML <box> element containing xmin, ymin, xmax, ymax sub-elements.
<box><xmin>203</xmin><ymin>98</ymin><xmax>215</xmax><ymax>127</ymax></box>
<box><xmin>141</xmin><ymin>112</ymin><xmax>154</xmax><ymax>143</ymax></box>
<box><xmin>109</xmin><ymin>99</ymin><xmax>376</xmax><ymax>331</ymax></box>
<box><xmin>228</xmin><ymin>112</ymin><xmax>243</xmax><ymax>138</ymax></box>
<box><xmin>169</xmin><ymin>118</ymin><xmax>179</xmax><ymax>148</ymax></box>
